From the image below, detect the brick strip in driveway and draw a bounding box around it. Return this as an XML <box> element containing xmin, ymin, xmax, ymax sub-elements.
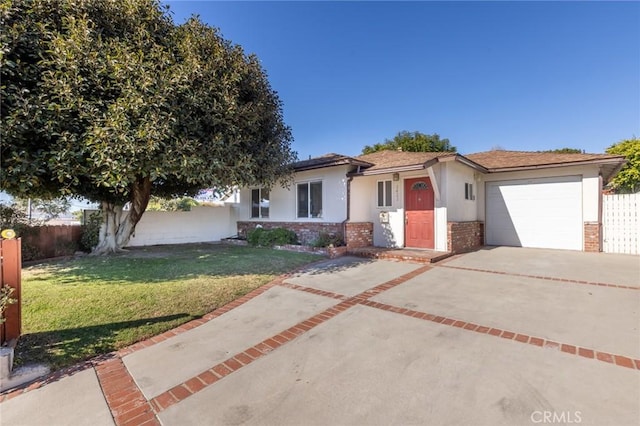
<box><xmin>148</xmin><ymin>264</ymin><xmax>432</xmax><ymax>413</ymax></box>
<box><xmin>358</xmin><ymin>299</ymin><xmax>640</xmax><ymax>371</ymax></box>
<box><xmin>439</xmin><ymin>264</ymin><xmax>640</xmax><ymax>290</ymax></box>
<box><xmin>93</xmin><ymin>357</ymin><xmax>160</xmax><ymax>426</ymax></box>
<box><xmin>3</xmin><ymin>255</ymin><xmax>637</xmax><ymax>426</ymax></box>
<box><xmin>126</xmin><ymin>260</ymin><xmax>640</xmax><ymax>418</ymax></box>
<box><xmin>149</xmin><ymin>258</ymin><xmax>639</xmax><ymax>416</ymax></box>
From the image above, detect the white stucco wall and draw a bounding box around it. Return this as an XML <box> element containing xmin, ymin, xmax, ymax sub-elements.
<box><xmin>239</xmin><ymin>165</ymin><xmax>350</xmax><ymax>223</ymax></box>
<box><xmin>477</xmin><ymin>165</ymin><xmax>601</xmax><ymax>222</ymax></box>
<box><xmin>350</xmin><ymin>173</ymin><xmax>404</xmax><ymax>247</ymax></box>
<box><xmin>443</xmin><ymin>161</ymin><xmax>480</xmax><ymax>222</ymax></box>
<box><xmin>127</xmin><ymin>205</ymin><xmax>239</xmax><ymax>247</ymax></box>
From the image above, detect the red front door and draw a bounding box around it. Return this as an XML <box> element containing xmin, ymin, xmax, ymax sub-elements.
<box><xmin>404</xmin><ymin>177</ymin><xmax>435</xmax><ymax>249</ymax></box>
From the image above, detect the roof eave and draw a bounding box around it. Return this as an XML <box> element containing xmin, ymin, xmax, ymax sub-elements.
<box><xmin>293</xmin><ymin>158</ymin><xmax>374</xmax><ymax>172</ymax></box>
<box><xmin>485</xmin><ymin>157</ymin><xmax>626</xmax><ymax>173</ymax></box>
<box><xmin>600</xmin><ymin>159</ymin><xmax>628</xmax><ymax>184</ymax></box>
<box><xmin>349</xmin><ymin>154</ymin><xmax>489</xmax><ymax>177</ymax></box>
<box><xmin>439</xmin><ymin>155</ymin><xmax>488</xmax><ymax>173</ymax></box>
<box><xmin>349</xmin><ymin>163</ymin><xmax>427</xmax><ymax>176</ymax></box>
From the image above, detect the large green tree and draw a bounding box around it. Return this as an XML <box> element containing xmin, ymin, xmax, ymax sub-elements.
<box><xmin>362</xmin><ymin>131</ymin><xmax>456</xmax><ymax>154</ymax></box>
<box><xmin>606</xmin><ymin>138</ymin><xmax>640</xmax><ymax>193</ymax></box>
<box><xmin>1</xmin><ymin>0</ymin><xmax>296</xmax><ymax>253</ymax></box>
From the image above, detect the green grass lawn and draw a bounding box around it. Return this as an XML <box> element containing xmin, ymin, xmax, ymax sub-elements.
<box><xmin>15</xmin><ymin>244</ymin><xmax>320</xmax><ymax>370</ymax></box>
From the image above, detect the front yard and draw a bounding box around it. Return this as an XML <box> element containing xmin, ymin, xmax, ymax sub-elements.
<box><xmin>15</xmin><ymin>244</ymin><xmax>320</xmax><ymax>370</ymax></box>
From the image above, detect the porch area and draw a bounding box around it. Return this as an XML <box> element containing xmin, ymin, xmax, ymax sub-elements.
<box><xmin>347</xmin><ymin>247</ymin><xmax>453</xmax><ymax>264</ymax></box>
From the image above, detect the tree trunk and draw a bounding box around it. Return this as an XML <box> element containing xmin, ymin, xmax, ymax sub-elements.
<box><xmin>92</xmin><ymin>177</ymin><xmax>152</xmax><ymax>255</ymax></box>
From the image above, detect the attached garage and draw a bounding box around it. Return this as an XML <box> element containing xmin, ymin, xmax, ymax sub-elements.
<box><xmin>485</xmin><ymin>176</ymin><xmax>583</xmax><ymax>250</ymax></box>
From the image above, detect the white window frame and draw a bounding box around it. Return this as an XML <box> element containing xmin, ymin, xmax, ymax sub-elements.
<box><xmin>296</xmin><ymin>180</ymin><xmax>323</xmax><ymax>218</ymax></box>
<box><xmin>465</xmin><ymin>183</ymin><xmax>475</xmax><ymax>201</ymax></box>
<box><xmin>250</xmin><ymin>187</ymin><xmax>269</xmax><ymax>218</ymax></box>
<box><xmin>377</xmin><ymin>180</ymin><xmax>393</xmax><ymax>207</ymax></box>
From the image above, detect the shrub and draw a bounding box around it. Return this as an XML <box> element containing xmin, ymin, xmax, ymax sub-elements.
<box><xmin>313</xmin><ymin>232</ymin><xmax>345</xmax><ymax>248</ymax></box>
<box><xmin>80</xmin><ymin>211</ymin><xmax>103</xmax><ymax>252</ymax></box>
<box><xmin>247</xmin><ymin>227</ymin><xmax>298</xmax><ymax>247</ymax></box>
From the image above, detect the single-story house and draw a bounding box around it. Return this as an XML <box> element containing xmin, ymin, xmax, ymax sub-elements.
<box><xmin>237</xmin><ymin>150</ymin><xmax>626</xmax><ymax>253</ymax></box>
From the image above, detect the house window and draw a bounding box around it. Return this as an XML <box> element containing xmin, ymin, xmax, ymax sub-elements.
<box><xmin>465</xmin><ymin>183</ymin><xmax>474</xmax><ymax>200</ymax></box>
<box><xmin>297</xmin><ymin>181</ymin><xmax>322</xmax><ymax>218</ymax></box>
<box><xmin>251</xmin><ymin>188</ymin><xmax>269</xmax><ymax>218</ymax></box>
<box><xmin>377</xmin><ymin>180</ymin><xmax>392</xmax><ymax>207</ymax></box>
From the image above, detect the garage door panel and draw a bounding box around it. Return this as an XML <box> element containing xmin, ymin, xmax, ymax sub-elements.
<box><xmin>486</xmin><ymin>177</ymin><xmax>582</xmax><ymax>250</ymax></box>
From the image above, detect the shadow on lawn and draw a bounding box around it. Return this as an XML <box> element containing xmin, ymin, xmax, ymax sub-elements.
<box><xmin>25</xmin><ymin>245</ymin><xmax>322</xmax><ymax>284</ymax></box>
<box><xmin>15</xmin><ymin>313</ymin><xmax>193</xmax><ymax>369</ymax></box>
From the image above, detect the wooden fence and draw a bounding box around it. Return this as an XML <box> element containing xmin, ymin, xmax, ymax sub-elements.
<box><xmin>602</xmin><ymin>193</ymin><xmax>639</xmax><ymax>255</ymax></box>
<box><xmin>1</xmin><ymin>238</ymin><xmax>22</xmax><ymax>345</ymax></box>
<box><xmin>23</xmin><ymin>225</ymin><xmax>83</xmax><ymax>261</ymax></box>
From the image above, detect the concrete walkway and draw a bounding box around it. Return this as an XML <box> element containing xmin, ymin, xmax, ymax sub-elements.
<box><xmin>1</xmin><ymin>248</ymin><xmax>638</xmax><ymax>426</ymax></box>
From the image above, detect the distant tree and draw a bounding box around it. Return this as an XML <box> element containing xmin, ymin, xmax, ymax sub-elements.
<box><xmin>541</xmin><ymin>148</ymin><xmax>584</xmax><ymax>154</ymax></box>
<box><xmin>606</xmin><ymin>138</ymin><xmax>640</xmax><ymax>193</ymax></box>
<box><xmin>25</xmin><ymin>197</ymin><xmax>71</xmax><ymax>222</ymax></box>
<box><xmin>147</xmin><ymin>196</ymin><xmax>200</xmax><ymax>211</ymax></box>
<box><xmin>1</xmin><ymin>0</ymin><xmax>295</xmax><ymax>253</ymax></box>
<box><xmin>362</xmin><ymin>131</ymin><xmax>456</xmax><ymax>154</ymax></box>
<box><xmin>490</xmin><ymin>145</ymin><xmax>506</xmax><ymax>151</ymax></box>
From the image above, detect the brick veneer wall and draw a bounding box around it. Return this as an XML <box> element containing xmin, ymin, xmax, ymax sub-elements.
<box><xmin>583</xmin><ymin>222</ymin><xmax>601</xmax><ymax>252</ymax></box>
<box><xmin>237</xmin><ymin>221</ymin><xmax>342</xmax><ymax>246</ymax></box>
<box><xmin>345</xmin><ymin>222</ymin><xmax>373</xmax><ymax>249</ymax></box>
<box><xmin>447</xmin><ymin>221</ymin><xmax>484</xmax><ymax>253</ymax></box>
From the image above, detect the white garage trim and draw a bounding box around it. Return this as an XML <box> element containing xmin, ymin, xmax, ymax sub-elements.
<box><xmin>485</xmin><ymin>176</ymin><xmax>583</xmax><ymax>250</ymax></box>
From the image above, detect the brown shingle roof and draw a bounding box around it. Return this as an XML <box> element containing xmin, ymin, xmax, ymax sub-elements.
<box><xmin>465</xmin><ymin>150</ymin><xmax>624</xmax><ymax>170</ymax></box>
<box><xmin>355</xmin><ymin>150</ymin><xmax>458</xmax><ymax>173</ymax></box>
<box><xmin>293</xmin><ymin>149</ymin><xmax>625</xmax><ymax>183</ymax></box>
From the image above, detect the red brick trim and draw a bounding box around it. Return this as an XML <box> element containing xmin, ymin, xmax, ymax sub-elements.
<box><xmin>584</xmin><ymin>222</ymin><xmax>601</xmax><ymax>252</ymax></box>
<box><xmin>359</xmin><ymin>299</ymin><xmax>639</xmax><ymax>371</ymax></box>
<box><xmin>447</xmin><ymin>221</ymin><xmax>484</xmax><ymax>253</ymax></box>
<box><xmin>438</xmin><ymin>264</ymin><xmax>639</xmax><ymax>290</ymax></box>
<box><xmin>345</xmin><ymin>222</ymin><xmax>374</xmax><ymax>249</ymax></box>
<box><xmin>278</xmin><ymin>282</ymin><xmax>347</xmax><ymax>300</ymax></box>
<box><xmin>93</xmin><ymin>357</ymin><xmax>160</xmax><ymax>426</ymax></box>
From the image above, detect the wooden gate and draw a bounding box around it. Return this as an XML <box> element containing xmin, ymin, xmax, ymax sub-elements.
<box><xmin>602</xmin><ymin>193</ymin><xmax>639</xmax><ymax>255</ymax></box>
<box><xmin>0</xmin><ymin>238</ymin><xmax>21</xmax><ymax>345</ymax></box>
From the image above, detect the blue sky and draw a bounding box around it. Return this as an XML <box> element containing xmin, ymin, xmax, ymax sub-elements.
<box><xmin>165</xmin><ymin>1</ymin><xmax>639</xmax><ymax>159</ymax></box>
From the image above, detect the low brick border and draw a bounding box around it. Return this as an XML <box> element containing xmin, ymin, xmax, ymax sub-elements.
<box><xmin>439</xmin><ymin>264</ymin><xmax>639</xmax><ymax>290</ymax></box>
<box><xmin>93</xmin><ymin>357</ymin><xmax>160</xmax><ymax>426</ymax></box>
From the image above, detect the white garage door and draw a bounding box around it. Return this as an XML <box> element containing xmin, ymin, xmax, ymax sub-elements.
<box><xmin>485</xmin><ymin>176</ymin><xmax>583</xmax><ymax>250</ymax></box>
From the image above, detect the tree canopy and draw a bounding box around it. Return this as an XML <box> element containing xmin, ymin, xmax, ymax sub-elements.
<box><xmin>540</xmin><ymin>148</ymin><xmax>584</xmax><ymax>154</ymax></box>
<box><xmin>606</xmin><ymin>138</ymin><xmax>640</xmax><ymax>193</ymax></box>
<box><xmin>1</xmin><ymin>0</ymin><xmax>296</xmax><ymax>252</ymax></box>
<box><xmin>362</xmin><ymin>131</ymin><xmax>456</xmax><ymax>154</ymax></box>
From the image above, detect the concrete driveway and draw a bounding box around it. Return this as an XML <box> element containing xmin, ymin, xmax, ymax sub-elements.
<box><xmin>1</xmin><ymin>247</ymin><xmax>638</xmax><ymax>426</ymax></box>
